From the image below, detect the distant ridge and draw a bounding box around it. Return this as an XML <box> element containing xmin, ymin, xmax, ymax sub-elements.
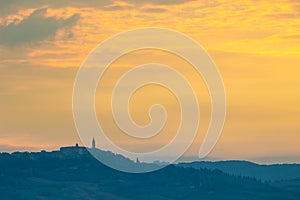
<box><xmin>177</xmin><ymin>160</ymin><xmax>300</xmax><ymax>181</ymax></box>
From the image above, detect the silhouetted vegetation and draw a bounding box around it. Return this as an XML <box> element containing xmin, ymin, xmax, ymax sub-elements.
<box><xmin>178</xmin><ymin>160</ymin><xmax>300</xmax><ymax>181</ymax></box>
<box><xmin>0</xmin><ymin>149</ymin><xmax>299</xmax><ymax>200</ymax></box>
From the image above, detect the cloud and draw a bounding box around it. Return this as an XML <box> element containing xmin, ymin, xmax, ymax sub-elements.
<box><xmin>104</xmin><ymin>5</ymin><xmax>127</xmax><ymax>11</ymax></box>
<box><xmin>124</xmin><ymin>0</ymin><xmax>196</xmax><ymax>5</ymax></box>
<box><xmin>0</xmin><ymin>0</ymin><xmax>193</xmax><ymax>16</ymax></box>
<box><xmin>280</xmin><ymin>34</ymin><xmax>300</xmax><ymax>39</ymax></box>
<box><xmin>0</xmin><ymin>0</ymin><xmax>113</xmax><ymax>16</ymax></box>
<box><xmin>0</xmin><ymin>8</ymin><xmax>80</xmax><ymax>46</ymax></box>
<box><xmin>267</xmin><ymin>13</ymin><xmax>299</xmax><ymax>19</ymax></box>
<box><xmin>141</xmin><ymin>8</ymin><xmax>168</xmax><ymax>13</ymax></box>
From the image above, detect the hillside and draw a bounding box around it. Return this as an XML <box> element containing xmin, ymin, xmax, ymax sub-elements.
<box><xmin>0</xmin><ymin>149</ymin><xmax>299</xmax><ymax>199</ymax></box>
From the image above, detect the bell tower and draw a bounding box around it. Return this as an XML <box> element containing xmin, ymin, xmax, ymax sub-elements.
<box><xmin>92</xmin><ymin>138</ymin><xmax>96</xmax><ymax>149</ymax></box>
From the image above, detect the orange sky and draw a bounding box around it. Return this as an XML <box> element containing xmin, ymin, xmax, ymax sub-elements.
<box><xmin>0</xmin><ymin>0</ymin><xmax>299</xmax><ymax>163</ymax></box>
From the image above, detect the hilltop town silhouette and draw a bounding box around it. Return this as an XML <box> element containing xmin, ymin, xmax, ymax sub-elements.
<box><xmin>2</xmin><ymin>138</ymin><xmax>164</xmax><ymax>173</ymax></box>
<box><xmin>0</xmin><ymin>139</ymin><xmax>300</xmax><ymax>199</ymax></box>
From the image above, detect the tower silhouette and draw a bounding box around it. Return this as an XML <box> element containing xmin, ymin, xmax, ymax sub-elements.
<box><xmin>92</xmin><ymin>138</ymin><xmax>96</xmax><ymax>149</ymax></box>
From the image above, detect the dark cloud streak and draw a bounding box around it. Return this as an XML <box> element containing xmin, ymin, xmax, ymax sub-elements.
<box><xmin>124</xmin><ymin>0</ymin><xmax>196</xmax><ymax>5</ymax></box>
<box><xmin>141</xmin><ymin>8</ymin><xmax>168</xmax><ymax>13</ymax></box>
<box><xmin>0</xmin><ymin>0</ymin><xmax>113</xmax><ymax>17</ymax></box>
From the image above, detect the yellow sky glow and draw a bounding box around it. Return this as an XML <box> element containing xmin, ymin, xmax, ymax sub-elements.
<box><xmin>0</xmin><ymin>0</ymin><xmax>299</xmax><ymax>162</ymax></box>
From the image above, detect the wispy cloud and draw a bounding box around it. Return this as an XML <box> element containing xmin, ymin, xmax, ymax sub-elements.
<box><xmin>280</xmin><ymin>34</ymin><xmax>300</xmax><ymax>39</ymax></box>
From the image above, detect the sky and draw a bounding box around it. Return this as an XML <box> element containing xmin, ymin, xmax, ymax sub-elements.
<box><xmin>0</xmin><ymin>0</ymin><xmax>299</xmax><ymax>163</ymax></box>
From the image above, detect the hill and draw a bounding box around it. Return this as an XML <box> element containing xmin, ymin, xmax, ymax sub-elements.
<box><xmin>0</xmin><ymin>147</ymin><xmax>299</xmax><ymax>199</ymax></box>
<box><xmin>178</xmin><ymin>160</ymin><xmax>300</xmax><ymax>181</ymax></box>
